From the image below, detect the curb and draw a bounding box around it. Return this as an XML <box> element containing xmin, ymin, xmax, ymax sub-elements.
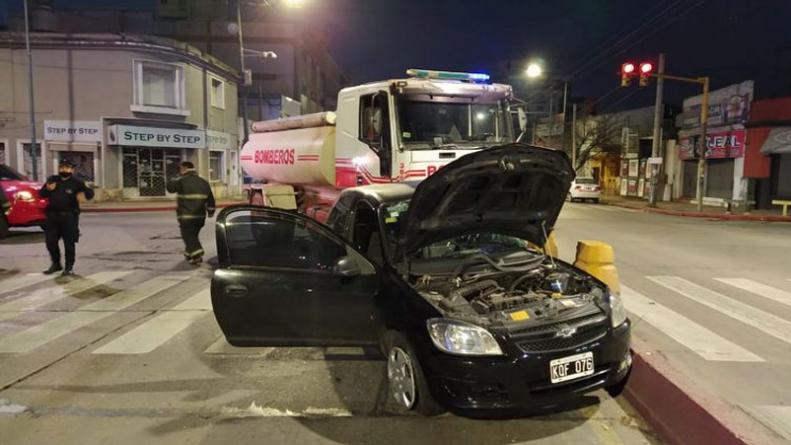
<box><xmin>81</xmin><ymin>201</ymin><xmax>247</xmax><ymax>214</ymax></box>
<box><xmin>624</xmin><ymin>338</ymin><xmax>782</xmax><ymax>445</ymax></box>
<box><xmin>604</xmin><ymin>201</ymin><xmax>791</xmax><ymax>222</ymax></box>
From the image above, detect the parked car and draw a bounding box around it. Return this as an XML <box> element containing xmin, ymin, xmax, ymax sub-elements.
<box><xmin>209</xmin><ymin>145</ymin><xmax>631</xmax><ymax>416</ymax></box>
<box><xmin>0</xmin><ymin>164</ymin><xmax>47</xmax><ymax>239</ymax></box>
<box><xmin>568</xmin><ymin>177</ymin><xmax>601</xmax><ymax>203</ymax></box>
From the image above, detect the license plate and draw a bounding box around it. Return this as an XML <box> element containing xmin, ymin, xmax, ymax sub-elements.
<box><xmin>550</xmin><ymin>352</ymin><xmax>594</xmax><ymax>384</ymax></box>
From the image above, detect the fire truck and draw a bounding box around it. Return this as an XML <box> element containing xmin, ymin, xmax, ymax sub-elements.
<box><xmin>240</xmin><ymin>69</ymin><xmax>517</xmax><ymax>221</ymax></box>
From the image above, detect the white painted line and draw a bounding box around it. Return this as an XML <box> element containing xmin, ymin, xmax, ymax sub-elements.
<box><xmin>92</xmin><ymin>288</ymin><xmax>211</xmax><ymax>354</ymax></box>
<box><xmin>0</xmin><ymin>273</ymin><xmax>52</xmax><ymax>295</ymax></box>
<box><xmin>203</xmin><ymin>337</ymin><xmax>275</xmax><ymax>356</ymax></box>
<box><xmin>716</xmin><ymin>278</ymin><xmax>791</xmax><ymax>308</ymax></box>
<box><xmin>648</xmin><ymin>276</ymin><xmax>791</xmax><ymax>346</ymax></box>
<box><xmin>0</xmin><ymin>271</ymin><xmax>132</xmax><ymax>323</ymax></box>
<box><xmin>622</xmin><ymin>285</ymin><xmax>763</xmax><ymax>362</ymax></box>
<box><xmin>743</xmin><ymin>405</ymin><xmax>791</xmax><ymax>440</ymax></box>
<box><xmin>220</xmin><ymin>401</ymin><xmax>352</xmax><ymax>418</ymax></box>
<box><xmin>0</xmin><ymin>274</ymin><xmax>188</xmax><ymax>353</ymax></box>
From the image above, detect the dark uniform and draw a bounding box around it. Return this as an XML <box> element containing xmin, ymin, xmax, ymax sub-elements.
<box><xmin>0</xmin><ymin>189</ymin><xmax>9</xmax><ymax>215</ymax></box>
<box><xmin>39</xmin><ymin>173</ymin><xmax>94</xmax><ymax>273</ymax></box>
<box><xmin>166</xmin><ymin>170</ymin><xmax>215</xmax><ymax>263</ymax></box>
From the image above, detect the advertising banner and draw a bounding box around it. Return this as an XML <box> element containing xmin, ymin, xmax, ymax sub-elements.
<box><xmin>679</xmin><ymin>128</ymin><xmax>746</xmax><ymax>160</ymax></box>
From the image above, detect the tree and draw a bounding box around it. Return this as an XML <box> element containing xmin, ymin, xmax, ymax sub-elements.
<box><xmin>572</xmin><ymin>113</ymin><xmax>624</xmax><ymax>172</ymax></box>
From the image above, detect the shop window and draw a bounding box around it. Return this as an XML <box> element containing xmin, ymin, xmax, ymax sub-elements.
<box><xmin>122</xmin><ymin>147</ymin><xmax>139</xmax><ymax>187</ymax></box>
<box><xmin>22</xmin><ymin>143</ymin><xmax>43</xmax><ymax>182</ymax></box>
<box><xmin>0</xmin><ymin>142</ymin><xmax>5</xmax><ymax>165</ymax></box>
<box><xmin>210</xmin><ymin>76</ymin><xmax>225</xmax><ymax>109</ymax></box>
<box><xmin>209</xmin><ymin>150</ymin><xmax>225</xmax><ymax>182</ymax></box>
<box><xmin>133</xmin><ymin>60</ymin><xmax>185</xmax><ymax>110</ymax></box>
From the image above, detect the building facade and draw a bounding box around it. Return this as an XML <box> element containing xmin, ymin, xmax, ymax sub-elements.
<box><xmin>675</xmin><ymin>81</ymin><xmax>753</xmax><ymax>202</ymax></box>
<box><xmin>744</xmin><ymin>97</ymin><xmax>791</xmax><ymax>208</ymax></box>
<box><xmin>0</xmin><ymin>32</ymin><xmax>240</xmax><ymax>200</ymax></box>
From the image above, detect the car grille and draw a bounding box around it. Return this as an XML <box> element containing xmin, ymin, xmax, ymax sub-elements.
<box><xmin>513</xmin><ymin>313</ymin><xmax>609</xmax><ymax>353</ymax></box>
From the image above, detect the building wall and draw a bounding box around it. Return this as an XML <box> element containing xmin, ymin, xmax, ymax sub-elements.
<box><xmin>0</xmin><ymin>33</ymin><xmax>239</xmax><ymax>199</ymax></box>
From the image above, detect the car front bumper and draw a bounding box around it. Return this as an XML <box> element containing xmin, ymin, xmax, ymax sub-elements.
<box><xmin>421</xmin><ymin>320</ymin><xmax>631</xmax><ymax>413</ymax></box>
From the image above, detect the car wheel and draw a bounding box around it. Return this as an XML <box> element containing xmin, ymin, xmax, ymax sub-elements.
<box><xmin>385</xmin><ymin>331</ymin><xmax>444</xmax><ymax>416</ymax></box>
<box><xmin>0</xmin><ymin>216</ymin><xmax>9</xmax><ymax>239</ymax></box>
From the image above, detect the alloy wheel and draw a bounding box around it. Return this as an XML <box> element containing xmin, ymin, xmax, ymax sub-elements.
<box><xmin>387</xmin><ymin>346</ymin><xmax>417</xmax><ymax>409</ymax></box>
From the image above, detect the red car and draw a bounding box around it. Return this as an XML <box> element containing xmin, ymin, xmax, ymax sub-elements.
<box><xmin>0</xmin><ymin>164</ymin><xmax>48</xmax><ymax>239</ymax></box>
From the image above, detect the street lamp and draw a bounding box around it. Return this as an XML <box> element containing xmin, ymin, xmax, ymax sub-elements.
<box><xmin>526</xmin><ymin>62</ymin><xmax>543</xmax><ymax>79</ymax></box>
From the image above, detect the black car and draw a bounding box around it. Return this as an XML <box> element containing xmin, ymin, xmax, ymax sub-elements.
<box><xmin>210</xmin><ymin>144</ymin><xmax>631</xmax><ymax>416</ymax></box>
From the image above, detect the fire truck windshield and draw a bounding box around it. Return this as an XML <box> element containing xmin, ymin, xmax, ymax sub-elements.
<box><xmin>396</xmin><ymin>99</ymin><xmax>512</xmax><ymax>149</ymax></box>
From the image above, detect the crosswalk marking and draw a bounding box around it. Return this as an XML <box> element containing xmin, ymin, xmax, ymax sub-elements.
<box><xmin>0</xmin><ymin>271</ymin><xmax>132</xmax><ymax>323</ymax></box>
<box><xmin>716</xmin><ymin>278</ymin><xmax>791</xmax><ymax>308</ymax></box>
<box><xmin>648</xmin><ymin>276</ymin><xmax>791</xmax><ymax>346</ymax></box>
<box><xmin>92</xmin><ymin>288</ymin><xmax>211</xmax><ymax>354</ymax></box>
<box><xmin>0</xmin><ymin>273</ymin><xmax>52</xmax><ymax>295</ymax></box>
<box><xmin>0</xmin><ymin>274</ymin><xmax>188</xmax><ymax>353</ymax></box>
<box><xmin>204</xmin><ymin>337</ymin><xmax>275</xmax><ymax>356</ymax></box>
<box><xmin>743</xmin><ymin>405</ymin><xmax>791</xmax><ymax>440</ymax></box>
<box><xmin>622</xmin><ymin>285</ymin><xmax>763</xmax><ymax>362</ymax></box>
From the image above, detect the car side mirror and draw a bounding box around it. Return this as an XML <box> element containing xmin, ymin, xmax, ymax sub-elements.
<box><xmin>333</xmin><ymin>256</ymin><xmax>361</xmax><ymax>277</ymax></box>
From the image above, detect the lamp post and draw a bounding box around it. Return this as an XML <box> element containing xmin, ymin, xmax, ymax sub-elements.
<box><xmin>525</xmin><ymin>61</ymin><xmax>569</xmax><ymax>150</ymax></box>
<box><xmin>23</xmin><ymin>0</ymin><xmax>38</xmax><ymax>180</ymax></box>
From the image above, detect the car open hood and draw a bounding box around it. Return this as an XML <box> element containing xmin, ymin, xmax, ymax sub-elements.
<box><xmin>397</xmin><ymin>144</ymin><xmax>574</xmax><ymax>255</ymax></box>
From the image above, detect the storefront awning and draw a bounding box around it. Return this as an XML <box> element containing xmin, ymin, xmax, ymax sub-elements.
<box><xmin>761</xmin><ymin>127</ymin><xmax>791</xmax><ymax>154</ymax></box>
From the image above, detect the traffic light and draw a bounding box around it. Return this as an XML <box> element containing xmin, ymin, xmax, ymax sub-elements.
<box><xmin>620</xmin><ymin>63</ymin><xmax>635</xmax><ymax>87</ymax></box>
<box><xmin>639</xmin><ymin>62</ymin><xmax>654</xmax><ymax>87</ymax></box>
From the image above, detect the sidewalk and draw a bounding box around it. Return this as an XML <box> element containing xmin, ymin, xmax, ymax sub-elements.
<box><xmin>602</xmin><ymin>195</ymin><xmax>791</xmax><ymax>222</ymax></box>
<box><xmin>80</xmin><ymin>197</ymin><xmax>247</xmax><ymax>213</ymax></box>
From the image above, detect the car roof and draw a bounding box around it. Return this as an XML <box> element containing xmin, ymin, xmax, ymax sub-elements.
<box><xmin>339</xmin><ymin>183</ymin><xmax>415</xmax><ymax>205</ymax></box>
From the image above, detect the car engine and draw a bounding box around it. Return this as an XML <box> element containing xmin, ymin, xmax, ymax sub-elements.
<box><xmin>412</xmin><ymin>261</ymin><xmax>606</xmax><ymax>326</ymax></box>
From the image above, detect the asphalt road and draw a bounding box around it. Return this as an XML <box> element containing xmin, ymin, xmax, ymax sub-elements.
<box><xmin>555</xmin><ymin>202</ymin><xmax>791</xmax><ymax>443</ymax></box>
<box><xmin>0</xmin><ymin>207</ymin><xmax>672</xmax><ymax>445</ymax></box>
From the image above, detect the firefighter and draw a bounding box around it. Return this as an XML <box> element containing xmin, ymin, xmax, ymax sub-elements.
<box><xmin>166</xmin><ymin>161</ymin><xmax>215</xmax><ymax>265</ymax></box>
<box><xmin>39</xmin><ymin>160</ymin><xmax>94</xmax><ymax>276</ymax></box>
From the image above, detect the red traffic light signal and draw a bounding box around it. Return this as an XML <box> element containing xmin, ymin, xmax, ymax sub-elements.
<box><xmin>639</xmin><ymin>62</ymin><xmax>654</xmax><ymax>86</ymax></box>
<box><xmin>621</xmin><ymin>63</ymin><xmax>635</xmax><ymax>87</ymax></box>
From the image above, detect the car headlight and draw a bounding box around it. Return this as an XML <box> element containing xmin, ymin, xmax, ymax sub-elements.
<box><xmin>14</xmin><ymin>190</ymin><xmax>34</xmax><ymax>202</ymax></box>
<box><xmin>609</xmin><ymin>291</ymin><xmax>628</xmax><ymax>328</ymax></box>
<box><xmin>426</xmin><ymin>318</ymin><xmax>503</xmax><ymax>356</ymax></box>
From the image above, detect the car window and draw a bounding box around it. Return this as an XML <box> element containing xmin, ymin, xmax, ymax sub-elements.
<box><xmin>0</xmin><ymin>165</ymin><xmax>25</xmax><ymax>181</ymax></box>
<box><xmin>224</xmin><ymin>209</ymin><xmax>346</xmax><ymax>271</ymax></box>
<box><xmin>326</xmin><ymin>193</ymin><xmax>355</xmax><ymax>240</ymax></box>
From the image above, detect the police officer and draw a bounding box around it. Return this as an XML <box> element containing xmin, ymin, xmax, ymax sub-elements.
<box><xmin>39</xmin><ymin>160</ymin><xmax>94</xmax><ymax>276</ymax></box>
<box><xmin>166</xmin><ymin>161</ymin><xmax>215</xmax><ymax>265</ymax></box>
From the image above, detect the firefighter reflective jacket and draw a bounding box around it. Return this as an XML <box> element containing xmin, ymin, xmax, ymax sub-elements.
<box><xmin>166</xmin><ymin>170</ymin><xmax>216</xmax><ymax>220</ymax></box>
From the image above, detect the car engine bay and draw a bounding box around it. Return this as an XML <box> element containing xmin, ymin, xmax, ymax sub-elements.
<box><xmin>410</xmin><ymin>252</ymin><xmax>608</xmax><ymax>327</ymax></box>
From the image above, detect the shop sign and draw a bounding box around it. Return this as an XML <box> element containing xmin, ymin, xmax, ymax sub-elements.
<box><xmin>679</xmin><ymin>129</ymin><xmax>746</xmax><ymax>160</ymax></box>
<box><xmin>44</xmin><ymin>120</ymin><xmax>102</xmax><ymax>142</ymax></box>
<box><xmin>680</xmin><ymin>81</ymin><xmax>753</xmax><ymax>129</ymax></box>
<box><xmin>107</xmin><ymin>125</ymin><xmax>205</xmax><ymax>149</ymax></box>
<box><xmin>206</xmin><ymin>130</ymin><xmax>233</xmax><ymax>150</ymax></box>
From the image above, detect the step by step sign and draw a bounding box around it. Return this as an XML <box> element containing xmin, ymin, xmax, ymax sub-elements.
<box><xmin>107</xmin><ymin>125</ymin><xmax>205</xmax><ymax>149</ymax></box>
<box><xmin>44</xmin><ymin>120</ymin><xmax>102</xmax><ymax>142</ymax></box>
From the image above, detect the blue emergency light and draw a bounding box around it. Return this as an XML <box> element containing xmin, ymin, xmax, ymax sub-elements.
<box><xmin>406</xmin><ymin>68</ymin><xmax>490</xmax><ymax>83</ymax></box>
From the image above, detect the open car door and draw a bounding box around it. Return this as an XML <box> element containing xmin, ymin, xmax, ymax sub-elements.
<box><xmin>211</xmin><ymin>205</ymin><xmax>381</xmax><ymax>347</ymax></box>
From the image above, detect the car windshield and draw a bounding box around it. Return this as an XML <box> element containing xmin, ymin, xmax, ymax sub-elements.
<box><xmin>381</xmin><ymin>200</ymin><xmax>533</xmax><ymax>259</ymax></box>
<box><xmin>397</xmin><ymin>99</ymin><xmax>511</xmax><ymax>148</ymax></box>
<box><xmin>575</xmin><ymin>178</ymin><xmax>597</xmax><ymax>184</ymax></box>
<box><xmin>0</xmin><ymin>165</ymin><xmax>26</xmax><ymax>181</ymax></box>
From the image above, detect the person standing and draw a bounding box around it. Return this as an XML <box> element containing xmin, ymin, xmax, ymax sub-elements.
<box><xmin>39</xmin><ymin>160</ymin><xmax>94</xmax><ymax>276</ymax></box>
<box><xmin>167</xmin><ymin>161</ymin><xmax>215</xmax><ymax>265</ymax></box>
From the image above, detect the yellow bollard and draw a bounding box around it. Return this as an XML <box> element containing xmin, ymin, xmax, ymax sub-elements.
<box><xmin>573</xmin><ymin>240</ymin><xmax>621</xmax><ymax>295</ymax></box>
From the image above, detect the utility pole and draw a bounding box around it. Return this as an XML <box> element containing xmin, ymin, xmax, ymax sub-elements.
<box><xmin>23</xmin><ymin>0</ymin><xmax>38</xmax><ymax>180</ymax></box>
<box><xmin>696</xmin><ymin>77</ymin><xmax>710</xmax><ymax>212</ymax></box>
<box><xmin>560</xmin><ymin>80</ymin><xmax>568</xmax><ymax>151</ymax></box>
<box><xmin>571</xmin><ymin>103</ymin><xmax>577</xmax><ymax>171</ymax></box>
<box><xmin>236</xmin><ymin>1</ymin><xmax>250</xmax><ymax>146</ymax></box>
<box><xmin>648</xmin><ymin>53</ymin><xmax>665</xmax><ymax>207</ymax></box>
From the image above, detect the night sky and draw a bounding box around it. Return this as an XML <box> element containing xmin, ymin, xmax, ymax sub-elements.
<box><xmin>5</xmin><ymin>0</ymin><xmax>791</xmax><ymax>110</ymax></box>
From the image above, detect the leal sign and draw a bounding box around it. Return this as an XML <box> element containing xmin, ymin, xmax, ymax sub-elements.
<box><xmin>108</xmin><ymin>125</ymin><xmax>204</xmax><ymax>149</ymax></box>
<box><xmin>44</xmin><ymin>120</ymin><xmax>102</xmax><ymax>142</ymax></box>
